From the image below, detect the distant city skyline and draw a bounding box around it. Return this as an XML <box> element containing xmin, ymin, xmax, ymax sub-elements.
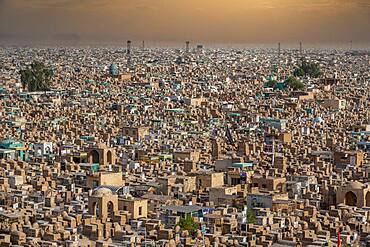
<box><xmin>0</xmin><ymin>0</ymin><xmax>369</xmax><ymax>47</ymax></box>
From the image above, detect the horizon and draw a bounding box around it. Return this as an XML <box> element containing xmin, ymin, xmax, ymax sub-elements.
<box><xmin>0</xmin><ymin>41</ymin><xmax>369</xmax><ymax>50</ymax></box>
<box><xmin>1</xmin><ymin>0</ymin><xmax>369</xmax><ymax>47</ymax></box>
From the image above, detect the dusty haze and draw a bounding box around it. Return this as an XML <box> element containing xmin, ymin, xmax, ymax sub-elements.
<box><xmin>0</xmin><ymin>0</ymin><xmax>369</xmax><ymax>47</ymax></box>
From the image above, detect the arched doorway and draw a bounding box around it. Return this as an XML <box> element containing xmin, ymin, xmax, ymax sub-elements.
<box><xmin>107</xmin><ymin>150</ymin><xmax>113</xmax><ymax>164</ymax></box>
<box><xmin>344</xmin><ymin>191</ymin><xmax>357</xmax><ymax>206</ymax></box>
<box><xmin>366</xmin><ymin>192</ymin><xmax>370</xmax><ymax>207</ymax></box>
<box><xmin>91</xmin><ymin>150</ymin><xmax>100</xmax><ymax>164</ymax></box>
<box><xmin>92</xmin><ymin>202</ymin><xmax>100</xmax><ymax>217</ymax></box>
<box><xmin>275</xmin><ymin>182</ymin><xmax>285</xmax><ymax>192</ymax></box>
<box><xmin>107</xmin><ymin>201</ymin><xmax>114</xmax><ymax>220</ymax></box>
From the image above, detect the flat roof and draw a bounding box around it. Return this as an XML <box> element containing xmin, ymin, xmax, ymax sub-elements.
<box><xmin>161</xmin><ymin>205</ymin><xmax>205</xmax><ymax>214</ymax></box>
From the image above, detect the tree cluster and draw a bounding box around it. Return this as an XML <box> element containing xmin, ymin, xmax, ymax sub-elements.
<box><xmin>285</xmin><ymin>76</ymin><xmax>305</xmax><ymax>90</ymax></box>
<box><xmin>20</xmin><ymin>61</ymin><xmax>53</xmax><ymax>92</ymax></box>
<box><xmin>177</xmin><ymin>216</ymin><xmax>199</xmax><ymax>236</ymax></box>
<box><xmin>293</xmin><ymin>60</ymin><xmax>321</xmax><ymax>78</ymax></box>
<box><xmin>247</xmin><ymin>208</ymin><xmax>256</xmax><ymax>224</ymax></box>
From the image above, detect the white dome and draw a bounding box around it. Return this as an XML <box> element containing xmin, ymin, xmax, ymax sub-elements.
<box><xmin>92</xmin><ymin>188</ymin><xmax>112</xmax><ymax>197</ymax></box>
<box><xmin>347</xmin><ymin>181</ymin><xmax>363</xmax><ymax>190</ymax></box>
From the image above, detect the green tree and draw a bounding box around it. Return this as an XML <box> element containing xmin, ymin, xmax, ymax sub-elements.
<box><xmin>177</xmin><ymin>215</ymin><xmax>199</xmax><ymax>236</ymax></box>
<box><xmin>247</xmin><ymin>208</ymin><xmax>256</xmax><ymax>224</ymax></box>
<box><xmin>285</xmin><ymin>76</ymin><xmax>305</xmax><ymax>90</ymax></box>
<box><xmin>293</xmin><ymin>60</ymin><xmax>321</xmax><ymax>78</ymax></box>
<box><xmin>20</xmin><ymin>61</ymin><xmax>54</xmax><ymax>92</ymax></box>
<box><xmin>293</xmin><ymin>68</ymin><xmax>305</xmax><ymax>77</ymax></box>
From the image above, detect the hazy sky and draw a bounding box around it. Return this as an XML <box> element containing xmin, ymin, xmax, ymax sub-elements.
<box><xmin>0</xmin><ymin>0</ymin><xmax>369</xmax><ymax>46</ymax></box>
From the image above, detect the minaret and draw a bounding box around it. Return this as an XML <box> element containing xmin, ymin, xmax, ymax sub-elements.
<box><xmin>127</xmin><ymin>40</ymin><xmax>132</xmax><ymax>65</ymax></box>
<box><xmin>127</xmin><ymin>40</ymin><xmax>132</xmax><ymax>55</ymax></box>
<box><xmin>299</xmin><ymin>42</ymin><xmax>303</xmax><ymax>63</ymax></box>
<box><xmin>276</xmin><ymin>42</ymin><xmax>281</xmax><ymax>80</ymax></box>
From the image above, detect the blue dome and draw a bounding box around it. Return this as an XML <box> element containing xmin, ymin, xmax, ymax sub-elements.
<box><xmin>314</xmin><ymin>117</ymin><xmax>323</xmax><ymax>123</ymax></box>
<box><xmin>109</xmin><ymin>63</ymin><xmax>119</xmax><ymax>76</ymax></box>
